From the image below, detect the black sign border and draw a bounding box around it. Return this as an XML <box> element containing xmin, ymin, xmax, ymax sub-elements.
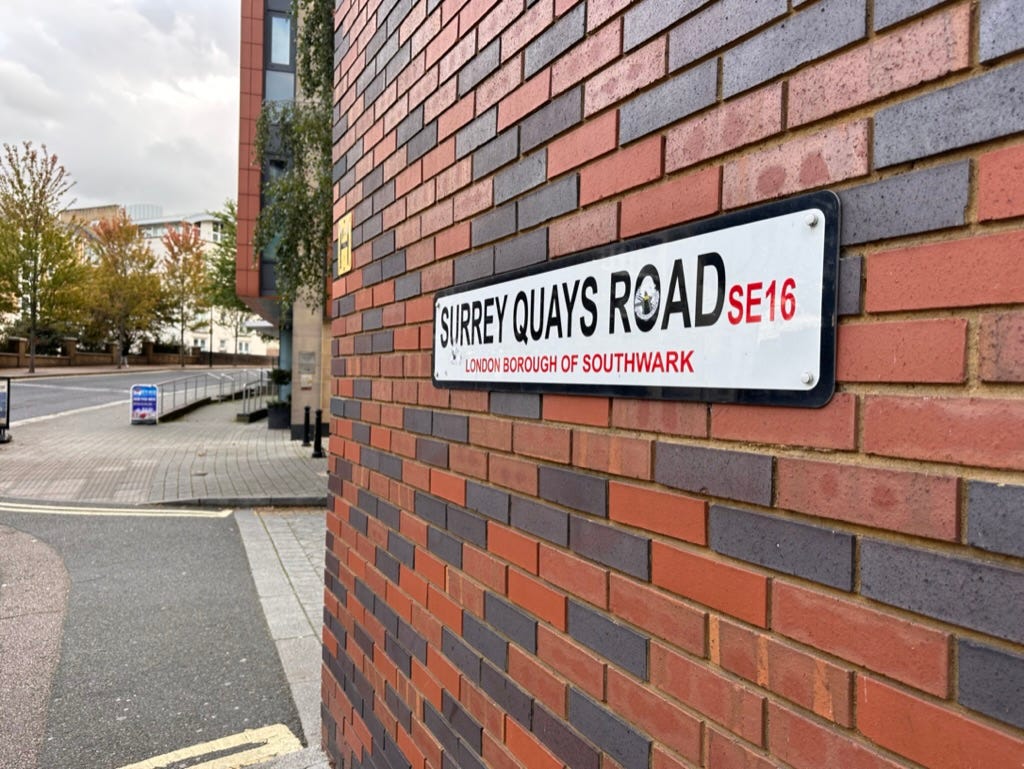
<box><xmin>433</xmin><ymin>190</ymin><xmax>840</xmax><ymax>408</ymax></box>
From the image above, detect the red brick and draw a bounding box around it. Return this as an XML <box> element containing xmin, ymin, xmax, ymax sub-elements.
<box><xmin>427</xmin><ymin>643</ymin><xmax>462</xmax><ymax>698</ymax></box>
<box><xmin>547</xmin><ymin>110</ymin><xmax>618</xmax><ymax>178</ymax></box>
<box><xmin>837</xmin><ymin>318</ymin><xmax>967</xmax><ymax>383</ymax></box>
<box><xmin>505</xmin><ymin>714</ymin><xmax>562</xmax><ymax>769</ymax></box>
<box><xmin>651</xmin><ymin>542</ymin><xmax>767</xmax><ymax>627</ymax></box>
<box><xmin>462</xmin><ymin>543</ymin><xmax>508</xmax><ymax>593</ymax></box>
<box><xmin>488</xmin><ymin>453</ymin><xmax>538</xmax><ymax>495</ymax></box>
<box><xmin>536</xmin><ymin>624</ymin><xmax>605</xmax><ymax>699</ymax></box>
<box><xmin>508</xmin><ymin>643</ymin><xmax>566</xmax><ymax>714</ymax></box>
<box><xmin>438</xmin><ymin>25</ymin><xmax>475</xmax><ymax>81</ymax></box>
<box><xmin>488</xmin><ymin>521</ymin><xmax>539</xmax><ymax>573</ymax></box>
<box><xmin>666</xmin><ymin>84</ymin><xmax>783</xmax><ymax>172</ymax></box>
<box><xmin>723</xmin><ymin>121</ymin><xmax>869</xmax><ymax>209</ymax></box>
<box><xmin>606</xmin><ymin>667</ymin><xmax>703</xmax><ymax>764</ymax></box>
<box><xmin>512</xmin><ymin>422</ymin><xmax>571</xmax><ymax>463</ymax></box>
<box><xmin>608</xmin><ymin>481</ymin><xmax>706</xmax><ymax>544</ymax></box>
<box><xmin>460</xmin><ymin>677</ymin><xmax>504</xmax><ymax>739</ymax></box>
<box><xmin>652</xmin><ymin>745</ymin><xmax>698</xmax><ymax>769</ymax></box>
<box><xmin>863</xmin><ymin>395</ymin><xmax>1024</xmax><ymax>471</ymax></box>
<box><xmin>776</xmin><ymin>457</ymin><xmax>959</xmax><ymax>541</ymax></box>
<box><xmin>609</xmin><ymin>574</ymin><xmax>705</xmax><ymax>656</ymax></box>
<box><xmin>866</xmin><ymin>230</ymin><xmax>1024</xmax><ymax>312</ymax></box>
<box><xmin>587</xmin><ymin>0</ymin><xmax>629</xmax><ymax>30</ymax></box>
<box><xmin>509</xmin><ymin>569</ymin><xmax>566</xmax><ymax>630</ymax></box>
<box><xmin>979</xmin><ymin>141</ymin><xmax>1024</xmax><ymax>221</ymax></box>
<box><xmin>772</xmin><ymin>581</ymin><xmax>949</xmax><ymax>696</ymax></box>
<box><xmin>435</xmin><ymin>221</ymin><xmax>471</xmax><ymax>259</ymax></box>
<box><xmin>857</xmin><ymin>676</ymin><xmax>1024</xmax><ymax>769</ymax></box>
<box><xmin>789</xmin><ymin>5</ymin><xmax>970</xmax><ymax>127</ymax></box>
<box><xmin>714</xmin><ymin>616</ymin><xmax>853</xmax><ymax>726</ymax></box>
<box><xmin>415</xmin><ymin>546</ymin><xmax>448</xmax><ymax>589</ymax></box>
<box><xmin>980</xmin><ymin>311</ymin><xmax>1024</xmax><ymax>382</ymax></box>
<box><xmin>621</xmin><ymin>166</ymin><xmax>720</xmax><ymax>238</ymax></box>
<box><xmin>459</xmin><ymin>0</ymin><xmax>501</xmax><ymax>35</ymax></box>
<box><xmin>585</xmin><ymin>36</ymin><xmax>665</xmax><ymax>116</ymax></box>
<box><xmin>551</xmin><ymin>18</ymin><xmax>621</xmax><ymax>95</ymax></box>
<box><xmin>476</xmin><ymin>54</ymin><xmax>523</xmax><ymax>113</ymax></box>
<box><xmin>711</xmin><ymin>392</ymin><xmax>857</xmax><ymax>450</ymax></box>
<box><xmin>425</xmin><ymin>18</ymin><xmax>459</xmax><ymax>69</ymax></box>
<box><xmin>498</xmin><ymin>69</ymin><xmax>552</xmax><ymax>130</ymax></box>
<box><xmin>706</xmin><ymin>729</ymin><xmax>776</xmax><ymax>769</ymax></box>
<box><xmin>539</xmin><ymin>544</ymin><xmax>609</xmax><ymax>609</ymax></box>
<box><xmin>651</xmin><ymin>641</ymin><xmax>765</xmax><ymax>745</ymax></box>
<box><xmin>482</xmin><ymin>731</ymin><xmax>521</xmax><ymax>769</ymax></box>
<box><xmin>768</xmin><ymin>701</ymin><xmax>904</xmax><ymax>769</ymax></box>
<box><xmin>478</xmin><ymin>0</ymin><xmax>521</xmax><ymax>47</ymax></box>
<box><xmin>469</xmin><ymin>415</ymin><xmax>512</xmax><ymax>451</ymax></box>
<box><xmin>580</xmin><ymin>135</ymin><xmax>663</xmax><ymax>205</ymax></box>
<box><xmin>611</xmin><ymin>398</ymin><xmax>707</xmax><ymax>437</ymax></box>
<box><xmin>501</xmin><ymin>0</ymin><xmax>553</xmax><ymax>60</ymax></box>
<box><xmin>436</xmin><ymin>157</ymin><xmax>472</xmax><ymax>199</ymax></box>
<box><xmin>549</xmin><ymin>201</ymin><xmax>619</xmax><ymax>257</ymax></box>
<box><xmin>427</xmin><ymin>583</ymin><xmax>464</xmax><ymax>633</ymax></box>
<box><xmin>454</xmin><ymin>178</ymin><xmax>493</xmax><ymax>219</ymax></box>
<box><xmin>572</xmin><ymin>430</ymin><xmax>652</xmax><ymax>478</ymax></box>
<box><xmin>542</xmin><ymin>394</ymin><xmax>609</xmax><ymax>426</ymax></box>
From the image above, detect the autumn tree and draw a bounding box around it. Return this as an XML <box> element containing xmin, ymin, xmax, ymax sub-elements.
<box><xmin>0</xmin><ymin>141</ymin><xmax>87</xmax><ymax>371</ymax></box>
<box><xmin>207</xmin><ymin>200</ymin><xmax>251</xmax><ymax>358</ymax></box>
<box><xmin>161</xmin><ymin>222</ymin><xmax>209</xmax><ymax>366</ymax></box>
<box><xmin>87</xmin><ymin>211</ymin><xmax>162</xmax><ymax>365</ymax></box>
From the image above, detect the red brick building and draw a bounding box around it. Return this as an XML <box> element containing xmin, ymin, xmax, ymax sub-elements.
<box><xmin>321</xmin><ymin>1</ymin><xmax>1024</xmax><ymax>768</ymax></box>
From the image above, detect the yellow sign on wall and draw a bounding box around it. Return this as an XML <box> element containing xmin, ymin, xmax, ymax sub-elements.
<box><xmin>336</xmin><ymin>213</ymin><xmax>352</xmax><ymax>277</ymax></box>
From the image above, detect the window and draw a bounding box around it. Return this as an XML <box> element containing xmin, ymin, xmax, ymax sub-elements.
<box><xmin>265</xmin><ymin>70</ymin><xmax>294</xmax><ymax>102</ymax></box>
<box><xmin>219</xmin><ymin>339</ymin><xmax>227</xmax><ymax>351</ymax></box>
<box><xmin>240</xmin><ymin>341</ymin><xmax>250</xmax><ymax>354</ymax></box>
<box><xmin>270</xmin><ymin>16</ymin><xmax>291</xmax><ymax>66</ymax></box>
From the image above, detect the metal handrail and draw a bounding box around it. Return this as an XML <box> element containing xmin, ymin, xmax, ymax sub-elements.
<box><xmin>156</xmin><ymin>369</ymin><xmax>269</xmax><ymax>417</ymax></box>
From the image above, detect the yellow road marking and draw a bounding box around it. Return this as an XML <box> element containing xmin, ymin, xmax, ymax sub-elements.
<box><xmin>0</xmin><ymin>501</ymin><xmax>233</xmax><ymax>518</ymax></box>
<box><xmin>116</xmin><ymin>724</ymin><xmax>302</xmax><ymax>769</ymax></box>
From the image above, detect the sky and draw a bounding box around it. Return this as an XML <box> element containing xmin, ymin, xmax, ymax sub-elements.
<box><xmin>0</xmin><ymin>0</ymin><xmax>239</xmax><ymax>218</ymax></box>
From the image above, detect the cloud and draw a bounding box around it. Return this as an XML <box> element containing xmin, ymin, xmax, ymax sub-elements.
<box><xmin>0</xmin><ymin>0</ymin><xmax>239</xmax><ymax>216</ymax></box>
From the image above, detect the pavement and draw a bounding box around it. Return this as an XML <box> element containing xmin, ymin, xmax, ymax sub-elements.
<box><xmin>0</xmin><ymin>366</ymin><xmax>334</xmax><ymax>769</ymax></box>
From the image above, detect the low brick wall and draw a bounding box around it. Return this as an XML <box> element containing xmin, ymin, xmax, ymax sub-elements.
<box><xmin>316</xmin><ymin>2</ymin><xmax>1024</xmax><ymax>769</ymax></box>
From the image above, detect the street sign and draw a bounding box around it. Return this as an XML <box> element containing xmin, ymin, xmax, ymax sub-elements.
<box><xmin>0</xmin><ymin>377</ymin><xmax>10</xmax><ymax>443</ymax></box>
<box><xmin>130</xmin><ymin>384</ymin><xmax>159</xmax><ymax>425</ymax></box>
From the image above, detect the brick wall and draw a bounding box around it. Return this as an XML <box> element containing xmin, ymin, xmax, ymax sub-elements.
<box><xmin>324</xmin><ymin>2</ymin><xmax>1024</xmax><ymax>768</ymax></box>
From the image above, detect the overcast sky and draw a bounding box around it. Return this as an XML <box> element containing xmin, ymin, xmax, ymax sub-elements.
<box><xmin>0</xmin><ymin>0</ymin><xmax>239</xmax><ymax>217</ymax></box>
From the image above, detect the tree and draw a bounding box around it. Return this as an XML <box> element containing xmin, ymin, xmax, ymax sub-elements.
<box><xmin>253</xmin><ymin>0</ymin><xmax>333</xmax><ymax>311</ymax></box>
<box><xmin>208</xmin><ymin>200</ymin><xmax>251</xmax><ymax>358</ymax></box>
<box><xmin>161</xmin><ymin>222</ymin><xmax>209</xmax><ymax>367</ymax></box>
<box><xmin>0</xmin><ymin>141</ymin><xmax>83</xmax><ymax>372</ymax></box>
<box><xmin>86</xmin><ymin>211</ymin><xmax>162</xmax><ymax>365</ymax></box>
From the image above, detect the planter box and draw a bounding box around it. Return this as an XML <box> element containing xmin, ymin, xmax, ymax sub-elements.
<box><xmin>267</xmin><ymin>403</ymin><xmax>290</xmax><ymax>430</ymax></box>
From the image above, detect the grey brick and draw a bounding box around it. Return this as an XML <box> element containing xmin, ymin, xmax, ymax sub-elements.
<box><xmin>330</xmin><ymin>396</ymin><xmax>352</xmax><ymax>418</ymax></box>
<box><xmin>361</xmin><ymin>260</ymin><xmax>382</xmax><ymax>288</ymax></box>
<box><xmin>374</xmin><ymin>599</ymin><xmax>400</xmax><ymax>637</ymax></box>
<box><xmin>379</xmin><ymin>449</ymin><xmax>402</xmax><ymax>479</ymax></box>
<box><xmin>457</xmin><ymin>742</ymin><xmax>486</xmax><ymax>769</ymax></box>
<box><xmin>355</xmin><ymin>578</ymin><xmax>375</xmax><ymax>611</ymax></box>
<box><xmin>459</xmin><ymin>39</ymin><xmax>501</xmax><ymax>97</ymax></box>
<box><xmin>382</xmin><ymin>250</ymin><xmax>406</xmax><ymax>280</ymax></box>
<box><xmin>722</xmin><ymin>0</ymin><xmax>867</xmax><ymax>98</ymax></box>
<box><xmin>442</xmin><ymin>627</ymin><xmax>481</xmax><ymax>683</ymax></box>
<box><xmin>521</xmin><ymin>88</ymin><xmax>582</xmax><ymax>152</ymax></box>
<box><xmin>363</xmin><ymin>165</ymin><xmax>385</xmax><ymax>197</ymax></box>
<box><xmin>655</xmin><ymin>443</ymin><xmax>772</xmax><ymax>505</ymax></box>
<box><xmin>373</xmin><ymin>331</ymin><xmax>394</xmax><ymax>356</ymax></box>
<box><xmin>352</xmin><ymin>423</ymin><xmax>371</xmax><ymax>445</ymax></box>
<box><xmin>568</xmin><ymin>601</ymin><xmax>648</xmax><ymax>679</ymax></box>
<box><xmin>710</xmin><ymin>505</ymin><xmax>854</xmax><ymax>590</ymax></box>
<box><xmin>385</xmin><ymin>632</ymin><xmax>412</xmax><ymax>675</ymax></box>
<box><xmin>408</xmin><ymin>121</ymin><xmax>438</xmax><ymax>162</ymax></box>
<box><xmin>457</xmin><ymin>108</ymin><xmax>498</xmax><ymax>159</ymax></box>
<box><xmin>416</xmin><ymin>437</ymin><xmax>449</xmax><ymax>467</ymax></box>
<box><xmin>434</xmin><ymin>412</ymin><xmax>469</xmax><ymax>442</ymax></box>
<box><xmin>533</xmin><ymin>704</ymin><xmax>600</xmax><ymax>769</ymax></box>
<box><xmin>447</xmin><ymin>505</ymin><xmax>488</xmax><ymax>548</ymax></box>
<box><xmin>875</xmin><ymin>60</ymin><xmax>1024</xmax><ymax>168</ymax></box>
<box><xmin>397</xmin><ymin>617</ymin><xmax>428</xmax><ymax>662</ymax></box>
<box><xmin>378</xmin><ymin>500</ymin><xmax>401</xmax><ymax>530</ymax></box>
<box><xmin>620</xmin><ymin>60</ymin><xmax>717</xmax><ymax>144</ymax></box>
<box><xmin>466</xmin><ymin>481</ymin><xmax>510</xmax><ymax>524</ymax></box>
<box><xmin>424</xmin><ymin>701</ymin><xmax>460</xmax><ymax>756</ymax></box>
<box><xmin>471</xmin><ymin>203</ymin><xmax>517</xmax><ymax>247</ymax></box>
<box><xmin>388</xmin><ymin>530</ymin><xmax>416</xmax><ymax>568</ymax></box>
<box><xmin>395</xmin><ymin>271</ymin><xmax>421</xmax><ymax>300</ymax></box>
<box><xmin>376</xmin><ymin>547</ymin><xmax>401</xmax><ymax>583</ymax></box>
<box><xmin>415</xmin><ymin>490</ymin><xmax>447</xmax><ymax>527</ymax></box>
<box><xmin>495</xmin><ymin>229</ymin><xmax>549</xmax><ymax>273</ymax></box>
<box><xmin>362</xmin><ymin>308</ymin><xmax>383</xmax><ymax>332</ymax></box>
<box><xmin>967</xmin><ymin>481</ymin><xmax>1024</xmax><ymax>559</ymax></box>
<box><xmin>349</xmin><ymin>507</ymin><xmax>369</xmax><ymax>535</ymax></box>
<box><xmin>958</xmin><ymin>639</ymin><xmax>1024</xmax><ymax>729</ymax></box>
<box><xmin>354</xmin><ymin>624</ymin><xmax>374</xmax><ymax>656</ymax></box>
<box><xmin>404</xmin><ymin>407</ymin><xmax>433</xmax><ymax>435</ymax></box>
<box><xmin>568</xmin><ymin>690</ymin><xmax>651</xmax><ymax>769</ymax></box>
<box><xmin>373</xmin><ymin>179</ymin><xmax>396</xmax><ymax>214</ymax></box>
<box><xmin>473</xmin><ymin>131</ymin><xmax>520</xmax><ymax>180</ymax></box>
<box><xmin>518</xmin><ymin>176</ymin><xmax>578</xmax><ymax>229</ymax></box>
<box><xmin>385</xmin><ymin>40</ymin><xmax>411</xmax><ymax>85</ymax></box>
<box><xmin>442</xmin><ymin>690</ymin><xmax>483</xmax><ymax>753</ymax></box>
<box><xmin>491</xmin><ymin>392</ymin><xmax>541</xmax><ymax>419</ymax></box>
<box><xmin>669</xmin><ymin>0</ymin><xmax>787</xmax><ymax>71</ymax></box>
<box><xmin>353</xmin><ymin>378</ymin><xmax>373</xmax><ymax>399</ymax></box>
<box><xmin>511</xmin><ymin>497</ymin><xmax>567</xmax><ymax>546</ymax></box>
<box><xmin>480</xmin><ymin>661</ymin><xmax>533</xmax><ymax>727</ymax></box>
<box><xmin>875</xmin><ymin>0</ymin><xmax>947</xmax><ymax>30</ymax></box>
<box><xmin>624</xmin><ymin>0</ymin><xmax>709</xmax><ymax>51</ymax></box>
<box><xmin>838</xmin><ymin>255</ymin><xmax>862</xmax><ymax>316</ymax></box>
<box><xmin>839</xmin><ymin>161</ymin><xmax>969</xmax><ymax>245</ymax></box>
<box><xmin>455</xmin><ymin>247</ymin><xmax>495</xmax><ymax>285</ymax></box>
<box><xmin>981</xmin><ymin>0</ymin><xmax>1024</xmax><ymax>61</ymax></box>
<box><xmin>386</xmin><ymin>682</ymin><xmax>412</xmax><ymax>732</ymax></box>
<box><xmin>495</xmin><ymin>151</ymin><xmax>548</xmax><ymax>204</ymax></box>
<box><xmin>337</xmin><ymin>294</ymin><xmax>356</xmax><ymax>317</ymax></box>
<box><xmin>463</xmin><ymin>613</ymin><xmax>509</xmax><ymax>669</ymax></box>
<box><xmin>860</xmin><ymin>539</ymin><xmax>1024</xmax><ymax>644</ymax></box>
<box><xmin>525</xmin><ymin>3</ymin><xmax>586</xmax><ymax>78</ymax></box>
<box><xmin>486</xmin><ymin>593</ymin><xmax>538</xmax><ymax>653</ymax></box>
<box><xmin>397</xmin><ymin>105</ymin><xmax>424</xmax><ymax>148</ymax></box>
<box><xmin>540</xmin><ymin>466</ymin><xmax>608</xmax><ymax>517</ymax></box>
<box><xmin>428</xmin><ymin>527</ymin><xmax>463</xmax><ymax>568</ymax></box>
<box><xmin>570</xmin><ymin>516</ymin><xmax>650</xmax><ymax>581</ymax></box>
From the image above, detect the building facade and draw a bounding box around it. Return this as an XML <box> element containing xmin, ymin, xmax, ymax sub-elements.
<box><xmin>324</xmin><ymin>2</ymin><xmax>1024</xmax><ymax>769</ymax></box>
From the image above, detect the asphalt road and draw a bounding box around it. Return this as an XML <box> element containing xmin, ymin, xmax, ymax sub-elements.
<box><xmin>0</xmin><ymin>507</ymin><xmax>302</xmax><ymax>769</ymax></box>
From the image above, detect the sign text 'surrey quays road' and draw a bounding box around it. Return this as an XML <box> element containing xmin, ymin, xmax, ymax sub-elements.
<box><xmin>433</xmin><ymin>192</ymin><xmax>840</xmax><ymax>407</ymax></box>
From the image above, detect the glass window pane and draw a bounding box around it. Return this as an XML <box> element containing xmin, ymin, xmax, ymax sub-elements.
<box><xmin>264</xmin><ymin>70</ymin><xmax>294</xmax><ymax>102</ymax></box>
<box><xmin>270</xmin><ymin>16</ymin><xmax>291</xmax><ymax>65</ymax></box>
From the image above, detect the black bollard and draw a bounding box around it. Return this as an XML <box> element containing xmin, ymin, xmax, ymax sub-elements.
<box><xmin>312</xmin><ymin>409</ymin><xmax>325</xmax><ymax>458</ymax></box>
<box><xmin>302</xmin><ymin>405</ymin><xmax>312</xmax><ymax>446</ymax></box>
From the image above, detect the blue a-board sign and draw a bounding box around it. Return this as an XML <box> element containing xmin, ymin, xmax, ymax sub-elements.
<box><xmin>0</xmin><ymin>377</ymin><xmax>9</xmax><ymax>435</ymax></box>
<box><xmin>130</xmin><ymin>384</ymin><xmax>159</xmax><ymax>424</ymax></box>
